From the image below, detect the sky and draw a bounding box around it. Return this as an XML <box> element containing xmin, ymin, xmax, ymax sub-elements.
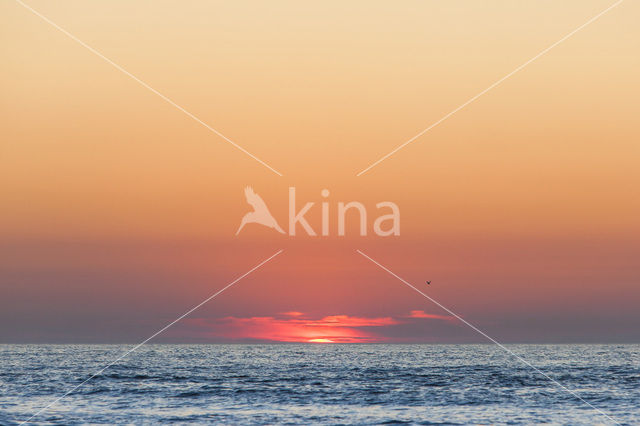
<box><xmin>1</xmin><ymin>0</ymin><xmax>639</xmax><ymax>343</ymax></box>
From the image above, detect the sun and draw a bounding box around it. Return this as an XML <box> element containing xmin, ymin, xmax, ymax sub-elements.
<box><xmin>308</xmin><ymin>338</ymin><xmax>335</xmax><ymax>343</ymax></box>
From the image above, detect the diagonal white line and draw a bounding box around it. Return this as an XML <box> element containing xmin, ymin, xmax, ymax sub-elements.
<box><xmin>20</xmin><ymin>249</ymin><xmax>284</xmax><ymax>425</ymax></box>
<box><xmin>13</xmin><ymin>0</ymin><xmax>283</xmax><ymax>177</ymax></box>
<box><xmin>356</xmin><ymin>249</ymin><xmax>620</xmax><ymax>425</ymax></box>
<box><xmin>356</xmin><ymin>0</ymin><xmax>624</xmax><ymax>176</ymax></box>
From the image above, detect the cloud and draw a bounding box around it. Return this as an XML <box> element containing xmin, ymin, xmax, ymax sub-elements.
<box><xmin>407</xmin><ymin>310</ymin><xmax>454</xmax><ymax>321</ymax></box>
<box><xmin>303</xmin><ymin>315</ymin><xmax>399</xmax><ymax>327</ymax></box>
<box><xmin>174</xmin><ymin>310</ymin><xmax>455</xmax><ymax>343</ymax></box>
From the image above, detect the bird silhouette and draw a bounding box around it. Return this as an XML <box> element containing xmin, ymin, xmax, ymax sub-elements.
<box><xmin>426</xmin><ymin>281</ymin><xmax>431</xmax><ymax>285</ymax></box>
<box><xmin>236</xmin><ymin>186</ymin><xmax>285</xmax><ymax>235</ymax></box>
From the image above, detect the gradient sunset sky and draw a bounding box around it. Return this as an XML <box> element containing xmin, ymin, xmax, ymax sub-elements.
<box><xmin>1</xmin><ymin>0</ymin><xmax>639</xmax><ymax>343</ymax></box>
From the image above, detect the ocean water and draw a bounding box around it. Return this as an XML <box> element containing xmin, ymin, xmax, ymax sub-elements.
<box><xmin>0</xmin><ymin>344</ymin><xmax>638</xmax><ymax>425</ymax></box>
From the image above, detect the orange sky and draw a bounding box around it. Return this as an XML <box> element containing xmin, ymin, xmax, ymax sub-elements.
<box><xmin>1</xmin><ymin>0</ymin><xmax>639</xmax><ymax>343</ymax></box>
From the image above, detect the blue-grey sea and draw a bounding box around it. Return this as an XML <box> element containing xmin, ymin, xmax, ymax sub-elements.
<box><xmin>0</xmin><ymin>344</ymin><xmax>638</xmax><ymax>425</ymax></box>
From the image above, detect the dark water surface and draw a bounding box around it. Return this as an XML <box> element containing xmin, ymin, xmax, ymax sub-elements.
<box><xmin>0</xmin><ymin>344</ymin><xmax>638</xmax><ymax>424</ymax></box>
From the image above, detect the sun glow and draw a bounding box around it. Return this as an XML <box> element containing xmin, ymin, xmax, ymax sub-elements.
<box><xmin>175</xmin><ymin>311</ymin><xmax>455</xmax><ymax>343</ymax></box>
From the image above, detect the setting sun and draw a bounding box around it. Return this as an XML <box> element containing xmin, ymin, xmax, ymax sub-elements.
<box><xmin>308</xmin><ymin>339</ymin><xmax>335</xmax><ymax>343</ymax></box>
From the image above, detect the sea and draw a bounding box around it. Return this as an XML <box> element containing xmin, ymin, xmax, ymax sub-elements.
<box><xmin>0</xmin><ymin>344</ymin><xmax>638</xmax><ymax>425</ymax></box>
